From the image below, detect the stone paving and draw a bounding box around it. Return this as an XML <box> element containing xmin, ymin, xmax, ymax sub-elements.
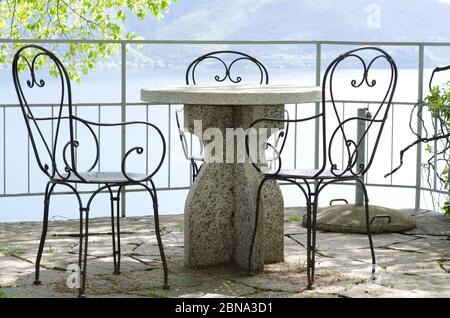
<box><xmin>0</xmin><ymin>208</ymin><xmax>449</xmax><ymax>298</ymax></box>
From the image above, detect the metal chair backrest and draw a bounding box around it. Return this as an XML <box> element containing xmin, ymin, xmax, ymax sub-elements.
<box><xmin>246</xmin><ymin>47</ymin><xmax>398</xmax><ymax>178</ymax></box>
<box><xmin>12</xmin><ymin>44</ymin><xmax>91</xmax><ymax>182</ymax></box>
<box><xmin>185</xmin><ymin>50</ymin><xmax>269</xmax><ymax>85</ymax></box>
<box><xmin>179</xmin><ymin>50</ymin><xmax>269</xmax><ymax>162</ymax></box>
<box><xmin>429</xmin><ymin>64</ymin><xmax>450</xmax><ymax>91</ymax></box>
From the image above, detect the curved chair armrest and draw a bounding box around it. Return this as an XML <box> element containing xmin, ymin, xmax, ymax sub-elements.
<box><xmin>175</xmin><ymin>109</ymin><xmax>190</xmax><ymax>160</ymax></box>
<box><xmin>72</xmin><ymin>116</ymin><xmax>166</xmax><ymax>183</ymax></box>
<box><xmin>31</xmin><ymin>115</ymin><xmax>99</xmax><ymax>182</ymax></box>
<box><xmin>429</xmin><ymin>64</ymin><xmax>450</xmax><ymax>91</ymax></box>
<box><xmin>175</xmin><ymin>108</ymin><xmax>204</xmax><ymax>161</ymax></box>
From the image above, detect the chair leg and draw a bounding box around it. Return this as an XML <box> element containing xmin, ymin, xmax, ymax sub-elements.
<box><xmin>34</xmin><ymin>182</ymin><xmax>53</xmax><ymax>285</ymax></box>
<box><xmin>115</xmin><ymin>190</ymin><xmax>122</xmax><ymax>275</ymax></box>
<box><xmin>78</xmin><ymin>208</ymin><xmax>90</xmax><ymax>298</ymax></box>
<box><xmin>191</xmin><ymin>160</ymin><xmax>198</xmax><ymax>183</ymax></box>
<box><xmin>76</xmin><ymin>207</ymin><xmax>84</xmax><ymax>297</ymax></box>
<box><xmin>109</xmin><ymin>192</ymin><xmax>117</xmax><ymax>273</ymax></box>
<box><xmin>146</xmin><ymin>182</ymin><xmax>169</xmax><ymax>290</ymax></box>
<box><xmin>361</xmin><ymin>184</ymin><xmax>376</xmax><ymax>280</ymax></box>
<box><xmin>109</xmin><ymin>188</ymin><xmax>121</xmax><ymax>275</ymax></box>
<box><xmin>306</xmin><ymin>199</ymin><xmax>313</xmax><ymax>290</ymax></box>
<box><xmin>248</xmin><ymin>179</ymin><xmax>266</xmax><ymax>274</ymax></box>
<box><xmin>153</xmin><ymin>199</ymin><xmax>169</xmax><ymax>289</ymax></box>
<box><xmin>77</xmin><ymin>207</ymin><xmax>83</xmax><ymax>279</ymax></box>
<box><xmin>310</xmin><ymin>197</ymin><xmax>319</xmax><ymax>287</ymax></box>
<box><xmin>314</xmin><ymin>178</ymin><xmax>376</xmax><ymax>283</ymax></box>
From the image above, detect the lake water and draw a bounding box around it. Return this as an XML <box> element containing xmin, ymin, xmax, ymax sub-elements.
<box><xmin>0</xmin><ymin>67</ymin><xmax>446</xmax><ymax>222</ymax></box>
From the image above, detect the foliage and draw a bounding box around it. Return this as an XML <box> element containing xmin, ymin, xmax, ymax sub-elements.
<box><xmin>425</xmin><ymin>83</ymin><xmax>450</xmax><ymax>216</ymax></box>
<box><xmin>0</xmin><ymin>245</ymin><xmax>25</xmax><ymax>256</ymax></box>
<box><xmin>146</xmin><ymin>285</ymin><xmax>168</xmax><ymax>298</ymax></box>
<box><xmin>286</xmin><ymin>215</ymin><xmax>302</xmax><ymax>222</ymax></box>
<box><xmin>0</xmin><ymin>289</ymin><xmax>14</xmax><ymax>298</ymax></box>
<box><xmin>387</xmin><ymin>81</ymin><xmax>450</xmax><ymax>217</ymax></box>
<box><xmin>0</xmin><ymin>0</ymin><xmax>174</xmax><ymax>82</ymax></box>
<box><xmin>427</xmin><ymin>83</ymin><xmax>450</xmax><ymax>121</ymax></box>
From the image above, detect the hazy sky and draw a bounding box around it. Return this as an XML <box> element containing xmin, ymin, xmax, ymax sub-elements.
<box><xmin>129</xmin><ymin>0</ymin><xmax>450</xmax><ymax>41</ymax></box>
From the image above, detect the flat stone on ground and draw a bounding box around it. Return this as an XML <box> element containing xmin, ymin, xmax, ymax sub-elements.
<box><xmin>0</xmin><ymin>208</ymin><xmax>449</xmax><ymax>298</ymax></box>
<box><xmin>303</xmin><ymin>205</ymin><xmax>416</xmax><ymax>234</ymax></box>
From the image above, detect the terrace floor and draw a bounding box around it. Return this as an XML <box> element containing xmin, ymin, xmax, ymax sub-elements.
<box><xmin>0</xmin><ymin>208</ymin><xmax>449</xmax><ymax>298</ymax></box>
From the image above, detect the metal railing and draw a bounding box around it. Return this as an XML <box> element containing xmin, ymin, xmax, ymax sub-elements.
<box><xmin>0</xmin><ymin>38</ymin><xmax>448</xmax><ymax>215</ymax></box>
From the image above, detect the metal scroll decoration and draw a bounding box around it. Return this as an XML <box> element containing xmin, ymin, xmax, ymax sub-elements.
<box><xmin>13</xmin><ymin>45</ymin><xmax>169</xmax><ymax>298</ymax></box>
<box><xmin>182</xmin><ymin>50</ymin><xmax>269</xmax><ymax>182</ymax></box>
<box><xmin>185</xmin><ymin>50</ymin><xmax>269</xmax><ymax>85</ymax></box>
<box><xmin>12</xmin><ymin>45</ymin><xmax>166</xmax><ymax>184</ymax></box>
<box><xmin>325</xmin><ymin>48</ymin><xmax>397</xmax><ymax>178</ymax></box>
<box><xmin>12</xmin><ymin>44</ymin><xmax>87</xmax><ymax>182</ymax></box>
<box><xmin>245</xmin><ymin>48</ymin><xmax>397</xmax><ymax>286</ymax></box>
<box><xmin>245</xmin><ymin>47</ymin><xmax>398</xmax><ymax>178</ymax></box>
<box><xmin>385</xmin><ymin>65</ymin><xmax>450</xmax><ymax>212</ymax></box>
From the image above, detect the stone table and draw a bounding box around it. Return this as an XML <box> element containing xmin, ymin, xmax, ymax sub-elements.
<box><xmin>141</xmin><ymin>84</ymin><xmax>322</xmax><ymax>271</ymax></box>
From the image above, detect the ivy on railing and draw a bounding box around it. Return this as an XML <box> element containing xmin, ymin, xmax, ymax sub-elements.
<box><xmin>387</xmin><ymin>82</ymin><xmax>450</xmax><ymax>216</ymax></box>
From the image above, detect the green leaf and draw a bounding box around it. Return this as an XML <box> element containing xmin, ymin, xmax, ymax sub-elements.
<box><xmin>0</xmin><ymin>0</ymin><xmax>174</xmax><ymax>82</ymax></box>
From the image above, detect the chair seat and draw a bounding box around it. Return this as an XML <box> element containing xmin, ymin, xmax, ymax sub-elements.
<box><xmin>264</xmin><ymin>168</ymin><xmax>356</xmax><ymax>179</ymax></box>
<box><xmin>54</xmin><ymin>171</ymin><xmax>147</xmax><ymax>184</ymax></box>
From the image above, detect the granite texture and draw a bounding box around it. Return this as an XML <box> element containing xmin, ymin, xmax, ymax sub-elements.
<box><xmin>141</xmin><ymin>84</ymin><xmax>322</xmax><ymax>106</ymax></box>
<box><xmin>140</xmin><ymin>84</ymin><xmax>323</xmax><ymax>271</ymax></box>
<box><xmin>184</xmin><ymin>104</ymin><xmax>284</xmax><ymax>271</ymax></box>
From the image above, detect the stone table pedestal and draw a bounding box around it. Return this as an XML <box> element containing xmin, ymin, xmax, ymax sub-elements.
<box><xmin>140</xmin><ymin>84</ymin><xmax>322</xmax><ymax>272</ymax></box>
<box><xmin>184</xmin><ymin>104</ymin><xmax>284</xmax><ymax>271</ymax></box>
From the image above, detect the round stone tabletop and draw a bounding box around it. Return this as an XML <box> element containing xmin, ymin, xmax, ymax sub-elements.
<box><xmin>140</xmin><ymin>84</ymin><xmax>322</xmax><ymax>106</ymax></box>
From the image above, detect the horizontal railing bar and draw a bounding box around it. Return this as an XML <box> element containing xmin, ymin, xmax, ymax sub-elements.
<box><xmin>0</xmin><ymin>100</ymin><xmax>418</xmax><ymax>108</ymax></box>
<box><xmin>281</xmin><ymin>180</ymin><xmax>448</xmax><ymax>196</ymax></box>
<box><xmin>345</xmin><ymin>183</ymin><xmax>448</xmax><ymax>196</ymax></box>
<box><xmin>1</xmin><ymin>37</ymin><xmax>448</xmax><ymax>213</ymax></box>
<box><xmin>4</xmin><ymin>38</ymin><xmax>450</xmax><ymax>47</ymax></box>
<box><xmin>1</xmin><ymin>182</ymin><xmax>437</xmax><ymax>199</ymax></box>
<box><xmin>418</xmin><ymin>187</ymin><xmax>450</xmax><ymax>196</ymax></box>
<box><xmin>278</xmin><ymin>180</ymin><xmax>417</xmax><ymax>189</ymax></box>
<box><xmin>0</xmin><ymin>186</ymin><xmax>190</xmax><ymax>198</ymax></box>
<box><xmin>280</xmin><ymin>182</ymin><xmax>447</xmax><ymax>196</ymax></box>
<box><xmin>0</xmin><ymin>102</ymin><xmax>148</xmax><ymax>108</ymax></box>
<box><xmin>333</xmin><ymin>100</ymin><xmax>416</xmax><ymax>106</ymax></box>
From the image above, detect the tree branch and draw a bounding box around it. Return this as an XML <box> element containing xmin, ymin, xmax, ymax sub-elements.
<box><xmin>56</xmin><ymin>0</ymin><xmax>69</xmax><ymax>39</ymax></box>
<box><xmin>9</xmin><ymin>0</ymin><xmax>17</xmax><ymax>37</ymax></box>
<box><xmin>385</xmin><ymin>132</ymin><xmax>450</xmax><ymax>178</ymax></box>
<box><xmin>58</xmin><ymin>0</ymin><xmax>103</xmax><ymax>30</ymax></box>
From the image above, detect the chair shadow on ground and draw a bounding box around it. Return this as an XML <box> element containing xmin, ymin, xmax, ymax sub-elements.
<box><xmin>1</xmin><ymin>209</ymin><xmax>449</xmax><ymax>298</ymax></box>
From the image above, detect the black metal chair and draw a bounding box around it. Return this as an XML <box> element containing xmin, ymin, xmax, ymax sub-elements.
<box><xmin>175</xmin><ymin>50</ymin><xmax>270</xmax><ymax>182</ymax></box>
<box><xmin>429</xmin><ymin>64</ymin><xmax>450</xmax><ymax>91</ymax></box>
<box><xmin>185</xmin><ymin>50</ymin><xmax>269</xmax><ymax>85</ymax></box>
<box><xmin>174</xmin><ymin>108</ymin><xmax>203</xmax><ymax>183</ymax></box>
<box><xmin>12</xmin><ymin>45</ymin><xmax>168</xmax><ymax>297</ymax></box>
<box><xmin>246</xmin><ymin>47</ymin><xmax>398</xmax><ymax>289</ymax></box>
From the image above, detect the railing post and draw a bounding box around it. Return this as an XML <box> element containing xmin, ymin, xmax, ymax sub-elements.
<box><xmin>121</xmin><ymin>41</ymin><xmax>127</xmax><ymax>217</ymax></box>
<box><xmin>168</xmin><ymin>104</ymin><xmax>172</xmax><ymax>188</ymax></box>
<box><xmin>314</xmin><ymin>43</ymin><xmax>321</xmax><ymax>173</ymax></box>
<box><xmin>3</xmin><ymin>106</ymin><xmax>6</xmax><ymax>194</ymax></box>
<box><xmin>415</xmin><ymin>45</ymin><xmax>425</xmax><ymax>210</ymax></box>
<box><xmin>355</xmin><ymin>108</ymin><xmax>369</xmax><ymax>206</ymax></box>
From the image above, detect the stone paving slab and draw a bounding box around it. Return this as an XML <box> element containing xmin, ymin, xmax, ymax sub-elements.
<box><xmin>403</xmin><ymin>210</ymin><xmax>450</xmax><ymax>236</ymax></box>
<box><xmin>0</xmin><ymin>208</ymin><xmax>448</xmax><ymax>298</ymax></box>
